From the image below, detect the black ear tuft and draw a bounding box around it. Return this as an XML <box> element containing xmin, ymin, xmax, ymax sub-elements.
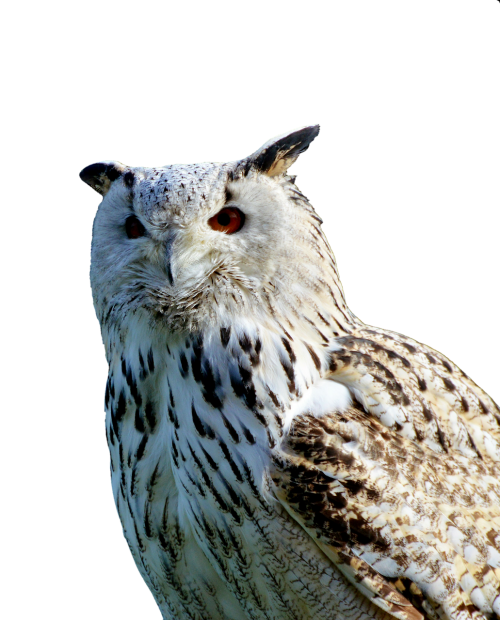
<box><xmin>248</xmin><ymin>125</ymin><xmax>320</xmax><ymax>177</ymax></box>
<box><xmin>79</xmin><ymin>161</ymin><xmax>126</xmax><ymax>195</ymax></box>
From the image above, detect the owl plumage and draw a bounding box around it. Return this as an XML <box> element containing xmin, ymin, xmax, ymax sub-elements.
<box><xmin>82</xmin><ymin>126</ymin><xmax>500</xmax><ymax>620</ymax></box>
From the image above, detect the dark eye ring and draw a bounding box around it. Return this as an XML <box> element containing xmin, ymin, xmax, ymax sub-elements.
<box><xmin>125</xmin><ymin>215</ymin><xmax>146</xmax><ymax>239</ymax></box>
<box><xmin>208</xmin><ymin>207</ymin><xmax>245</xmax><ymax>234</ymax></box>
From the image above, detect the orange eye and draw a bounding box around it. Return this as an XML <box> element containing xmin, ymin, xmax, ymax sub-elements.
<box><xmin>208</xmin><ymin>207</ymin><xmax>245</xmax><ymax>234</ymax></box>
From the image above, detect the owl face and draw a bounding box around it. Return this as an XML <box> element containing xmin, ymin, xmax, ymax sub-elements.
<box><xmin>84</xmin><ymin>126</ymin><xmax>328</xmax><ymax>333</ymax></box>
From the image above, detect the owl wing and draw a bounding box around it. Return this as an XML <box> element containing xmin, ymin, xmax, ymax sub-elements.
<box><xmin>271</xmin><ymin>326</ymin><xmax>500</xmax><ymax>620</ymax></box>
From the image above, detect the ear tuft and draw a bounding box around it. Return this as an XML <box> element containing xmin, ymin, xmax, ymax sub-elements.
<box><xmin>248</xmin><ymin>125</ymin><xmax>320</xmax><ymax>177</ymax></box>
<box><xmin>79</xmin><ymin>161</ymin><xmax>126</xmax><ymax>195</ymax></box>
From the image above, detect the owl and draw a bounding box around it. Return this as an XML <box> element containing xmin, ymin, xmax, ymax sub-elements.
<box><xmin>81</xmin><ymin>126</ymin><xmax>500</xmax><ymax>620</ymax></box>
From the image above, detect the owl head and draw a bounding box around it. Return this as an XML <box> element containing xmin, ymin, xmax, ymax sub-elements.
<box><xmin>82</xmin><ymin>126</ymin><xmax>348</xmax><ymax>336</ymax></box>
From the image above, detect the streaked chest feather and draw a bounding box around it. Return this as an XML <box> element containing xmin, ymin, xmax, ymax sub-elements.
<box><xmin>104</xmin><ymin>322</ymin><xmax>369</xmax><ymax>620</ymax></box>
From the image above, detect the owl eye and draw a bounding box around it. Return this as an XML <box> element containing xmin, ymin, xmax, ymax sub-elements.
<box><xmin>125</xmin><ymin>215</ymin><xmax>146</xmax><ymax>239</ymax></box>
<box><xmin>208</xmin><ymin>207</ymin><xmax>245</xmax><ymax>234</ymax></box>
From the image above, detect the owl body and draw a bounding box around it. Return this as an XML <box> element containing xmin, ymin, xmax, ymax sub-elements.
<box><xmin>83</xmin><ymin>127</ymin><xmax>500</xmax><ymax>620</ymax></box>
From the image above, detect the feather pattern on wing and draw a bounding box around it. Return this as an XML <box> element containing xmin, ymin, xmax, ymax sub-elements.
<box><xmin>272</xmin><ymin>325</ymin><xmax>500</xmax><ymax>620</ymax></box>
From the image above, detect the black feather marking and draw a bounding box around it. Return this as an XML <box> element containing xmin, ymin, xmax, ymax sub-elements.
<box><xmin>241</xmin><ymin>461</ymin><xmax>262</xmax><ymax>501</ymax></box>
<box><xmin>343</xmin><ymin>479</ymin><xmax>364</xmax><ymax>495</ymax></box>
<box><xmin>171</xmin><ymin>440</ymin><xmax>179</xmax><ymax>468</ymax></box>
<box><xmin>281</xmin><ymin>337</ymin><xmax>296</xmax><ymax>363</ymax></box>
<box><xmin>318</xmin><ymin>312</ymin><xmax>330</xmax><ymax>327</ymax></box>
<box><xmin>220</xmin><ymin>413</ymin><xmax>240</xmax><ymax>443</ymax></box>
<box><xmin>466</xmin><ymin>430</ymin><xmax>482</xmax><ymax>459</ymax></box>
<box><xmin>242</xmin><ymin>427</ymin><xmax>256</xmax><ymax>444</ymax></box>
<box><xmin>123</xmin><ymin>170</ymin><xmax>135</xmax><ymax>188</ymax></box>
<box><xmin>219</xmin><ymin>474</ymin><xmax>242</xmax><ymax>507</ymax></box>
<box><xmin>220</xmin><ymin>327</ymin><xmax>231</xmax><ymax>348</ymax></box>
<box><xmin>327</xmin><ymin>492</ymin><xmax>348</xmax><ymax>509</ymax></box>
<box><xmin>133</xmin><ymin>520</ymin><xmax>146</xmax><ymax>554</ymax></box>
<box><xmin>191</xmin><ymin>335</ymin><xmax>204</xmax><ymax>377</ymax></box>
<box><xmin>304</xmin><ymin>342</ymin><xmax>321</xmax><ymax>371</ymax></box>
<box><xmin>167</xmin><ymin>406</ymin><xmax>180</xmax><ymax>429</ymax></box>
<box><xmin>254</xmin><ymin>409</ymin><xmax>269</xmax><ymax>427</ymax></box>
<box><xmin>230</xmin><ymin>363</ymin><xmax>262</xmax><ymax>414</ymax></box>
<box><xmin>124</xmin><ymin>364</ymin><xmax>142</xmax><ymax>406</ymax></box>
<box><xmin>179</xmin><ymin>352</ymin><xmax>189</xmax><ymax>378</ymax></box>
<box><xmin>135</xmin><ymin>434</ymin><xmax>148</xmax><ymax>461</ymax></box>
<box><xmin>199</xmin><ymin>445</ymin><xmax>218</xmax><ymax>471</ymax></box>
<box><xmin>385</xmin><ymin>348</ymin><xmax>411</xmax><ymax>368</ymax></box>
<box><xmin>187</xmin><ymin>441</ymin><xmax>204</xmax><ymax>471</ymax></box>
<box><xmin>239</xmin><ymin>333</ymin><xmax>253</xmax><ymax>355</ymax></box>
<box><xmin>191</xmin><ymin>404</ymin><xmax>215</xmax><ymax>439</ymax></box>
<box><xmin>138</xmin><ymin>349</ymin><xmax>147</xmax><ymax>378</ymax></box>
<box><xmin>218</xmin><ymin>439</ymin><xmax>244</xmax><ymax>482</ymax></box>
<box><xmin>130</xmin><ymin>467</ymin><xmax>138</xmax><ymax>497</ymax></box>
<box><xmin>165</xmin><ymin>261</ymin><xmax>173</xmax><ymax>286</ymax></box>
<box><xmin>422</xmin><ymin>405</ymin><xmax>434</xmax><ymax>422</ymax></box>
<box><xmin>436</xmin><ymin>422</ymin><xmax>449</xmax><ymax>452</ymax></box>
<box><xmin>202</xmin><ymin>366</ymin><xmax>223</xmax><ymax>409</ymax></box>
<box><xmin>145</xmin><ymin>402</ymin><xmax>157</xmax><ymax>432</ymax></box>
<box><xmin>116</xmin><ymin>391</ymin><xmax>126</xmax><ymax>422</ymax></box>
<box><xmin>212</xmin><ymin>488</ymin><xmax>230</xmax><ymax>513</ymax></box>
<box><xmin>267</xmin><ymin>428</ymin><xmax>276</xmax><ymax>449</ymax></box>
<box><xmin>204</xmin><ymin>422</ymin><xmax>216</xmax><ymax>440</ymax></box>
<box><xmin>191</xmin><ymin>405</ymin><xmax>207</xmax><ymax>437</ymax></box>
<box><xmin>164</xmin><ymin>231</ymin><xmax>176</xmax><ymax>287</ymax></box>
<box><xmin>281</xmin><ymin>321</ymin><xmax>296</xmax><ymax>340</ymax></box>
<box><xmin>191</xmin><ymin>349</ymin><xmax>223</xmax><ymax>409</ymax></box>
<box><xmin>442</xmin><ymin>360</ymin><xmax>453</xmax><ymax>373</ymax></box>
<box><xmin>134</xmin><ymin>408</ymin><xmax>146</xmax><ymax>433</ymax></box>
<box><xmin>105</xmin><ymin>378</ymin><xmax>110</xmax><ymax>408</ymax></box>
<box><xmin>401</xmin><ymin>342</ymin><xmax>417</xmax><ymax>354</ymax></box>
<box><xmin>108</xmin><ymin>423</ymin><xmax>116</xmax><ymax>447</ymax></box>
<box><xmin>168</xmin><ymin>383</ymin><xmax>175</xmax><ymax>408</ymax></box>
<box><xmin>442</xmin><ymin>377</ymin><xmax>456</xmax><ymax>392</ymax></box>
<box><xmin>147</xmin><ymin>348</ymin><xmax>155</xmax><ymax>372</ymax></box>
<box><xmin>121</xmin><ymin>356</ymin><xmax>127</xmax><ymax>379</ymax></box>
<box><xmin>267</xmin><ymin>388</ymin><xmax>281</xmax><ymax>409</ymax></box>
<box><xmin>478</xmin><ymin>399</ymin><xmax>489</xmax><ymax>415</ymax></box>
<box><xmin>239</xmin><ymin>332</ymin><xmax>261</xmax><ymax>366</ymax></box>
<box><xmin>279</xmin><ymin>354</ymin><xmax>296</xmax><ymax>394</ymax></box>
<box><xmin>143</xmin><ymin>502</ymin><xmax>153</xmax><ymax>538</ymax></box>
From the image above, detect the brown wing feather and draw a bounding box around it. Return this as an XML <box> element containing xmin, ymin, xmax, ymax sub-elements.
<box><xmin>329</xmin><ymin>327</ymin><xmax>500</xmax><ymax>459</ymax></box>
<box><xmin>272</xmin><ymin>325</ymin><xmax>500</xmax><ymax>620</ymax></box>
<box><xmin>272</xmin><ymin>413</ymin><xmax>427</xmax><ymax>620</ymax></box>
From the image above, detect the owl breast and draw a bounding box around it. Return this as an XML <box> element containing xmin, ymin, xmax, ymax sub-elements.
<box><xmin>104</xmin><ymin>322</ymin><xmax>391</xmax><ymax>620</ymax></box>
